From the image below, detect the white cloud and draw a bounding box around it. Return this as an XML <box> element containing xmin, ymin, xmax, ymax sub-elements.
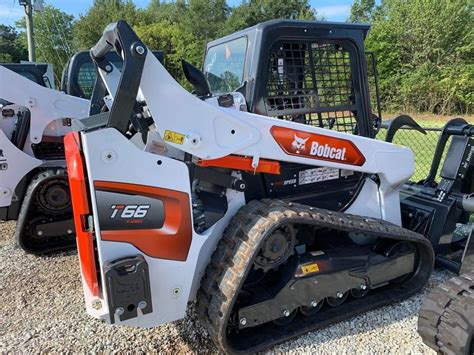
<box><xmin>316</xmin><ymin>4</ymin><xmax>351</xmax><ymax>19</ymax></box>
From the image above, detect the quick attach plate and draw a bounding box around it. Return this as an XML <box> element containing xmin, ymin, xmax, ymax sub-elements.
<box><xmin>104</xmin><ymin>254</ymin><xmax>153</xmax><ymax>323</ymax></box>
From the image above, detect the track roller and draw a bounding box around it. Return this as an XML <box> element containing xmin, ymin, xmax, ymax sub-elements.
<box><xmin>197</xmin><ymin>199</ymin><xmax>434</xmax><ymax>353</ymax></box>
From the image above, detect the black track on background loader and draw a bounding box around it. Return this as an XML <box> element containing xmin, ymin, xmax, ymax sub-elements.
<box><xmin>418</xmin><ymin>271</ymin><xmax>474</xmax><ymax>355</ymax></box>
<box><xmin>15</xmin><ymin>169</ymin><xmax>75</xmax><ymax>254</ymax></box>
<box><xmin>197</xmin><ymin>199</ymin><xmax>434</xmax><ymax>353</ymax></box>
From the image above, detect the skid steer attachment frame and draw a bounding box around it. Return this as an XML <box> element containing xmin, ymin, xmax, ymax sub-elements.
<box><xmin>65</xmin><ymin>20</ymin><xmax>434</xmax><ymax>353</ymax></box>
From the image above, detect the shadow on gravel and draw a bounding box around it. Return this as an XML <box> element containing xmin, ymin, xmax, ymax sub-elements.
<box><xmin>175</xmin><ymin>271</ymin><xmax>452</xmax><ymax>353</ymax></box>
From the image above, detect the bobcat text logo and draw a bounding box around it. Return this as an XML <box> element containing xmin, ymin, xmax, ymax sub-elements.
<box><xmin>310</xmin><ymin>141</ymin><xmax>347</xmax><ymax>161</ymax></box>
<box><xmin>110</xmin><ymin>204</ymin><xmax>150</xmax><ymax>220</ymax></box>
<box><xmin>291</xmin><ymin>135</ymin><xmax>308</xmax><ymax>154</ymax></box>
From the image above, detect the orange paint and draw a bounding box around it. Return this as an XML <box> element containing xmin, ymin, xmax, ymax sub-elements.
<box><xmin>64</xmin><ymin>132</ymin><xmax>100</xmax><ymax>297</ymax></box>
<box><xmin>94</xmin><ymin>181</ymin><xmax>193</xmax><ymax>261</ymax></box>
<box><xmin>271</xmin><ymin>125</ymin><xmax>366</xmax><ymax>166</ymax></box>
<box><xmin>198</xmin><ymin>155</ymin><xmax>281</xmax><ymax>175</ymax></box>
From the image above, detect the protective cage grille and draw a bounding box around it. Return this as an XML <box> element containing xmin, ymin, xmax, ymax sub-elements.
<box><xmin>264</xmin><ymin>40</ymin><xmax>359</xmax><ymax>134</ymax></box>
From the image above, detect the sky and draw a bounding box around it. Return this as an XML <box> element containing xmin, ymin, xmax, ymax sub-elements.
<box><xmin>0</xmin><ymin>0</ymin><xmax>355</xmax><ymax>27</ymax></box>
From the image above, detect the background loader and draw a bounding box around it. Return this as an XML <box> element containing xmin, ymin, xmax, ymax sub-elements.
<box><xmin>0</xmin><ymin>51</ymin><xmax>163</xmax><ymax>254</ymax></box>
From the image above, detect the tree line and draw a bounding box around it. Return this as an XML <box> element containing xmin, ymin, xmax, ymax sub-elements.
<box><xmin>0</xmin><ymin>0</ymin><xmax>472</xmax><ymax>115</ymax></box>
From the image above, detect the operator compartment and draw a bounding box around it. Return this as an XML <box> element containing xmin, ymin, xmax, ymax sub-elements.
<box><xmin>201</xmin><ymin>21</ymin><xmax>378</xmax><ymax>211</ymax></box>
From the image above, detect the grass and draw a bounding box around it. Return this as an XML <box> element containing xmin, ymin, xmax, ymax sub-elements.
<box><xmin>377</xmin><ymin>112</ymin><xmax>473</xmax><ymax>182</ymax></box>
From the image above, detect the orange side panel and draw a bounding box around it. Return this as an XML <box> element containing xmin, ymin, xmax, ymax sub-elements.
<box><xmin>198</xmin><ymin>155</ymin><xmax>281</xmax><ymax>175</ymax></box>
<box><xmin>94</xmin><ymin>181</ymin><xmax>192</xmax><ymax>261</ymax></box>
<box><xmin>64</xmin><ymin>132</ymin><xmax>99</xmax><ymax>297</ymax></box>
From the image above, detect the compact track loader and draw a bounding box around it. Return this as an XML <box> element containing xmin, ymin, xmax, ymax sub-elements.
<box><xmin>0</xmin><ymin>64</ymin><xmax>90</xmax><ymax>253</ymax></box>
<box><xmin>0</xmin><ymin>52</ymin><xmax>163</xmax><ymax>254</ymax></box>
<box><xmin>63</xmin><ymin>20</ymin><xmax>443</xmax><ymax>353</ymax></box>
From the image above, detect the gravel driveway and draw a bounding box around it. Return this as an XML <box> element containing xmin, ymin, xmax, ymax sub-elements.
<box><xmin>0</xmin><ymin>220</ymin><xmax>450</xmax><ymax>353</ymax></box>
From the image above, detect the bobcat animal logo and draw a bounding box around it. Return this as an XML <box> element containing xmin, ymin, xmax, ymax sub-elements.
<box><xmin>291</xmin><ymin>134</ymin><xmax>309</xmax><ymax>154</ymax></box>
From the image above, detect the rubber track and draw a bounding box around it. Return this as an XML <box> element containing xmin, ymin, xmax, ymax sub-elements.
<box><xmin>418</xmin><ymin>271</ymin><xmax>474</xmax><ymax>355</ymax></box>
<box><xmin>15</xmin><ymin>168</ymin><xmax>75</xmax><ymax>254</ymax></box>
<box><xmin>196</xmin><ymin>199</ymin><xmax>434</xmax><ymax>353</ymax></box>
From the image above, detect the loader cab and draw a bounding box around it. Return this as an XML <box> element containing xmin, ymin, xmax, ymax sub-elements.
<box><xmin>203</xmin><ymin>20</ymin><xmax>375</xmax><ymax>137</ymax></box>
<box><xmin>201</xmin><ymin>20</ymin><xmax>376</xmax><ymax>211</ymax></box>
<box><xmin>61</xmin><ymin>50</ymin><xmax>164</xmax><ymax>99</ymax></box>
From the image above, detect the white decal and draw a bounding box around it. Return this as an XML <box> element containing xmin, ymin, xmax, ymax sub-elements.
<box><xmin>299</xmin><ymin>167</ymin><xmax>340</xmax><ymax>185</ymax></box>
<box><xmin>309</xmin><ymin>141</ymin><xmax>347</xmax><ymax>161</ymax></box>
<box><xmin>291</xmin><ymin>134</ymin><xmax>309</xmax><ymax>154</ymax></box>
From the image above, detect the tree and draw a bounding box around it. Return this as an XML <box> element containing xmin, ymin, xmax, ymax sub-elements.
<box><xmin>134</xmin><ymin>21</ymin><xmax>202</xmax><ymax>89</ymax></box>
<box><xmin>16</xmin><ymin>5</ymin><xmax>75</xmax><ymax>84</ymax></box>
<box><xmin>365</xmin><ymin>0</ymin><xmax>473</xmax><ymax>114</ymax></box>
<box><xmin>180</xmin><ymin>0</ymin><xmax>228</xmax><ymax>41</ymax></box>
<box><xmin>73</xmin><ymin>0</ymin><xmax>142</xmax><ymax>49</ymax></box>
<box><xmin>0</xmin><ymin>25</ymin><xmax>27</xmax><ymax>63</ymax></box>
<box><xmin>223</xmin><ymin>0</ymin><xmax>316</xmax><ymax>34</ymax></box>
<box><xmin>349</xmin><ymin>0</ymin><xmax>375</xmax><ymax>22</ymax></box>
<box><xmin>143</xmin><ymin>0</ymin><xmax>187</xmax><ymax>24</ymax></box>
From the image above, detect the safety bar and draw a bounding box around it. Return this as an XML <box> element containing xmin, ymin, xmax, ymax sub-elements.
<box><xmin>89</xmin><ymin>21</ymin><xmax>148</xmax><ymax>134</ymax></box>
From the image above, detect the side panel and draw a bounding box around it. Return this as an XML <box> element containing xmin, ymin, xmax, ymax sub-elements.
<box><xmin>80</xmin><ymin>128</ymin><xmax>219</xmax><ymax>326</ymax></box>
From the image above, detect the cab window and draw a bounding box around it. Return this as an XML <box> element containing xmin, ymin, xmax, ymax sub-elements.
<box><xmin>203</xmin><ymin>37</ymin><xmax>247</xmax><ymax>94</ymax></box>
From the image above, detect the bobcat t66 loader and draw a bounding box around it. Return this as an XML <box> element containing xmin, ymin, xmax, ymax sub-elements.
<box><xmin>62</xmin><ymin>20</ymin><xmax>444</xmax><ymax>353</ymax></box>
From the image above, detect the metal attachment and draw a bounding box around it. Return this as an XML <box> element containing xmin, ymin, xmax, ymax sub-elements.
<box><xmin>135</xmin><ymin>45</ymin><xmax>145</xmax><ymax>55</ymax></box>
<box><xmin>92</xmin><ymin>299</ymin><xmax>102</xmax><ymax>310</ymax></box>
<box><xmin>67</xmin><ymin>229</ymin><xmax>73</xmax><ymax>234</ymax></box>
<box><xmin>138</xmin><ymin>301</ymin><xmax>147</xmax><ymax>309</ymax></box>
<box><xmin>37</xmin><ymin>230</ymin><xmax>43</xmax><ymax>236</ymax></box>
<box><xmin>115</xmin><ymin>307</ymin><xmax>124</xmax><ymax>316</ymax></box>
<box><xmin>105</xmin><ymin>64</ymin><xmax>112</xmax><ymax>72</ymax></box>
<box><xmin>310</xmin><ymin>300</ymin><xmax>318</xmax><ymax>307</ymax></box>
<box><xmin>283</xmin><ymin>309</ymin><xmax>290</xmax><ymax>317</ymax></box>
<box><xmin>240</xmin><ymin>317</ymin><xmax>247</xmax><ymax>326</ymax></box>
<box><xmin>360</xmin><ymin>283</ymin><xmax>367</xmax><ymax>290</ymax></box>
<box><xmin>336</xmin><ymin>291</ymin><xmax>344</xmax><ymax>298</ymax></box>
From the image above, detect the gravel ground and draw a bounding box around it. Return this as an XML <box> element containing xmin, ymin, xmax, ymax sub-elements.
<box><xmin>0</xmin><ymin>220</ymin><xmax>452</xmax><ymax>353</ymax></box>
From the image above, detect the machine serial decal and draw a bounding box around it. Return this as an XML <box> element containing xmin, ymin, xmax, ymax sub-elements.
<box><xmin>163</xmin><ymin>129</ymin><xmax>185</xmax><ymax>145</ymax></box>
<box><xmin>299</xmin><ymin>167</ymin><xmax>340</xmax><ymax>185</ymax></box>
<box><xmin>271</xmin><ymin>126</ymin><xmax>366</xmax><ymax>166</ymax></box>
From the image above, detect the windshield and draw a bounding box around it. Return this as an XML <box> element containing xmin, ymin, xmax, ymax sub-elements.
<box><xmin>203</xmin><ymin>36</ymin><xmax>247</xmax><ymax>95</ymax></box>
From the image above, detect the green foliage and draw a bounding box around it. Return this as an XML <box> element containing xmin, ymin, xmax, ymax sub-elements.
<box><xmin>364</xmin><ymin>0</ymin><xmax>473</xmax><ymax>114</ymax></box>
<box><xmin>16</xmin><ymin>5</ymin><xmax>75</xmax><ymax>84</ymax></box>
<box><xmin>0</xmin><ymin>25</ymin><xmax>27</xmax><ymax>63</ymax></box>
<box><xmin>134</xmin><ymin>21</ymin><xmax>201</xmax><ymax>89</ymax></box>
<box><xmin>224</xmin><ymin>0</ymin><xmax>316</xmax><ymax>34</ymax></box>
<box><xmin>349</xmin><ymin>0</ymin><xmax>375</xmax><ymax>22</ymax></box>
<box><xmin>73</xmin><ymin>0</ymin><xmax>142</xmax><ymax>49</ymax></box>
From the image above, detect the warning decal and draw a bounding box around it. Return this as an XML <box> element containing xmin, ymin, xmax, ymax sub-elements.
<box><xmin>301</xmin><ymin>263</ymin><xmax>320</xmax><ymax>275</ymax></box>
<box><xmin>163</xmin><ymin>130</ymin><xmax>185</xmax><ymax>145</ymax></box>
<box><xmin>299</xmin><ymin>167</ymin><xmax>339</xmax><ymax>185</ymax></box>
